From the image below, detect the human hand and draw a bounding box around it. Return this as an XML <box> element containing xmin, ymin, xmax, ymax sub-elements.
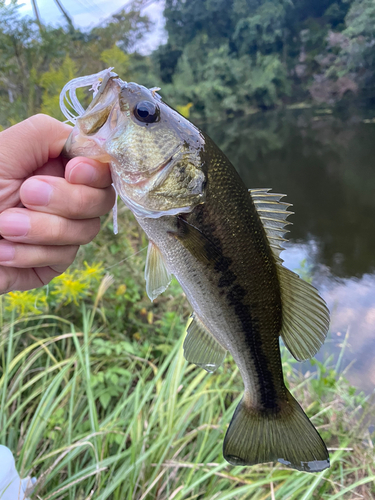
<box><xmin>0</xmin><ymin>114</ymin><xmax>115</xmax><ymax>294</ymax></box>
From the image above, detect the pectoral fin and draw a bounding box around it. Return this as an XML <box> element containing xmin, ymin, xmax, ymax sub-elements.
<box><xmin>169</xmin><ymin>216</ymin><xmax>224</xmax><ymax>266</ymax></box>
<box><xmin>184</xmin><ymin>313</ymin><xmax>227</xmax><ymax>373</ymax></box>
<box><xmin>145</xmin><ymin>241</ymin><xmax>172</xmax><ymax>301</ymax></box>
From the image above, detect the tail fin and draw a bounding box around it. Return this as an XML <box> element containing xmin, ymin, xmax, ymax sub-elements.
<box><xmin>223</xmin><ymin>390</ymin><xmax>329</xmax><ymax>472</ymax></box>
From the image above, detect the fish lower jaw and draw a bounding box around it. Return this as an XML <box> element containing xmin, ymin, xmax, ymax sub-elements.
<box><xmin>112</xmin><ymin>170</ymin><xmax>152</xmax><ymax>185</ymax></box>
<box><xmin>115</xmin><ymin>188</ymin><xmax>195</xmax><ymax>219</ymax></box>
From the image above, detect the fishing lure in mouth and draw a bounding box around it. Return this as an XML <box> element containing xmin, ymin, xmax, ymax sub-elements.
<box><xmin>61</xmin><ymin>69</ymin><xmax>330</xmax><ymax>472</ymax></box>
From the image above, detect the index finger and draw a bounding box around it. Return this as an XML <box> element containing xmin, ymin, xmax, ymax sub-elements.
<box><xmin>0</xmin><ymin>114</ymin><xmax>71</xmax><ymax>180</ymax></box>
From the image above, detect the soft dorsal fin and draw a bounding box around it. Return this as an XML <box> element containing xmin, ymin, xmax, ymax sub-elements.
<box><xmin>277</xmin><ymin>264</ymin><xmax>330</xmax><ymax>360</ymax></box>
<box><xmin>183</xmin><ymin>313</ymin><xmax>227</xmax><ymax>373</ymax></box>
<box><xmin>145</xmin><ymin>241</ymin><xmax>172</xmax><ymax>302</ymax></box>
<box><xmin>249</xmin><ymin>188</ymin><xmax>293</xmax><ymax>259</ymax></box>
<box><xmin>250</xmin><ymin>188</ymin><xmax>330</xmax><ymax>361</ymax></box>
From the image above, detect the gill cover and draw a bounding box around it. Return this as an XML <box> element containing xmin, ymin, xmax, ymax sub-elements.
<box><xmin>60</xmin><ymin>69</ymin><xmax>206</xmax><ymax>219</ymax></box>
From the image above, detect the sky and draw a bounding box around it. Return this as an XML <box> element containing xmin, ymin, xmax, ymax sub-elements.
<box><xmin>12</xmin><ymin>0</ymin><xmax>166</xmax><ymax>53</ymax></box>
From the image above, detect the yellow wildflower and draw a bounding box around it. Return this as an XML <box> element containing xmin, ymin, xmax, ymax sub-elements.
<box><xmin>116</xmin><ymin>284</ymin><xmax>127</xmax><ymax>296</ymax></box>
<box><xmin>82</xmin><ymin>261</ymin><xmax>105</xmax><ymax>283</ymax></box>
<box><xmin>52</xmin><ymin>271</ymin><xmax>89</xmax><ymax>305</ymax></box>
<box><xmin>5</xmin><ymin>290</ymin><xmax>47</xmax><ymax>316</ymax></box>
<box><xmin>176</xmin><ymin>102</ymin><xmax>193</xmax><ymax>118</ymax></box>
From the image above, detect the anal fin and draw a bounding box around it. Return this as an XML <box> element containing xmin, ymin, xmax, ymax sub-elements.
<box><xmin>183</xmin><ymin>313</ymin><xmax>226</xmax><ymax>373</ymax></box>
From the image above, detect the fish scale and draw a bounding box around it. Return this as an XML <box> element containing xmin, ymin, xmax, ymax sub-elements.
<box><xmin>61</xmin><ymin>69</ymin><xmax>330</xmax><ymax>472</ymax></box>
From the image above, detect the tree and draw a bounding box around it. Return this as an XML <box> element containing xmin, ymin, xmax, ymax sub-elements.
<box><xmin>0</xmin><ymin>0</ymin><xmax>154</xmax><ymax>128</ymax></box>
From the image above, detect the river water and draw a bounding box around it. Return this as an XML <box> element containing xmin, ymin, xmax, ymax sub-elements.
<box><xmin>205</xmin><ymin>102</ymin><xmax>375</xmax><ymax>392</ymax></box>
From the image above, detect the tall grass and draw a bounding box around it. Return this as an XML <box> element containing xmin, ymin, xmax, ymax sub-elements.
<box><xmin>1</xmin><ymin>303</ymin><xmax>374</xmax><ymax>499</ymax></box>
<box><xmin>0</xmin><ymin>209</ymin><xmax>374</xmax><ymax>499</ymax></box>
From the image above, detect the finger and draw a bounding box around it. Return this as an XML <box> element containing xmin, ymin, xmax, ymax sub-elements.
<box><xmin>0</xmin><ymin>266</ymin><xmax>63</xmax><ymax>293</ymax></box>
<box><xmin>33</xmin><ymin>157</ymin><xmax>66</xmax><ymax>178</ymax></box>
<box><xmin>65</xmin><ymin>157</ymin><xmax>112</xmax><ymax>188</ymax></box>
<box><xmin>20</xmin><ymin>176</ymin><xmax>115</xmax><ymax>219</ymax></box>
<box><xmin>0</xmin><ymin>114</ymin><xmax>71</xmax><ymax>179</ymax></box>
<box><xmin>0</xmin><ymin>208</ymin><xmax>100</xmax><ymax>245</ymax></box>
<box><xmin>0</xmin><ymin>240</ymin><xmax>79</xmax><ymax>269</ymax></box>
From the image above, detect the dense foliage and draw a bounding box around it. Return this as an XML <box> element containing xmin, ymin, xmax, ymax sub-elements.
<box><xmin>0</xmin><ymin>0</ymin><xmax>155</xmax><ymax>127</ymax></box>
<box><xmin>1</xmin><ymin>0</ymin><xmax>375</xmax><ymax>126</ymax></box>
<box><xmin>156</xmin><ymin>0</ymin><xmax>375</xmax><ymax>119</ymax></box>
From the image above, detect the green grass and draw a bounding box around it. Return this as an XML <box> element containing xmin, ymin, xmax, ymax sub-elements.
<box><xmin>0</xmin><ymin>209</ymin><xmax>374</xmax><ymax>499</ymax></box>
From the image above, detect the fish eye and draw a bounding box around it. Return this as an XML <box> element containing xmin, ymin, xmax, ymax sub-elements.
<box><xmin>134</xmin><ymin>101</ymin><xmax>160</xmax><ymax>124</ymax></box>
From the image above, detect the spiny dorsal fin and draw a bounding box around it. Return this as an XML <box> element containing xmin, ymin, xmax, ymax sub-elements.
<box><xmin>250</xmin><ymin>188</ymin><xmax>329</xmax><ymax>360</ymax></box>
<box><xmin>249</xmin><ymin>188</ymin><xmax>293</xmax><ymax>259</ymax></box>
<box><xmin>145</xmin><ymin>241</ymin><xmax>172</xmax><ymax>302</ymax></box>
<box><xmin>183</xmin><ymin>313</ymin><xmax>227</xmax><ymax>373</ymax></box>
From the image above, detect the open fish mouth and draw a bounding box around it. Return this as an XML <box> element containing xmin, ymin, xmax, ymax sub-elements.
<box><xmin>60</xmin><ymin>68</ymin><xmax>121</xmax><ymax>125</ymax></box>
<box><xmin>60</xmin><ymin>68</ymin><xmax>124</xmax><ymax>162</ymax></box>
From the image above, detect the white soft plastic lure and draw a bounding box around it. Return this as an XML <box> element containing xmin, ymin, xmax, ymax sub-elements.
<box><xmin>60</xmin><ymin>68</ymin><xmax>117</xmax><ymax>124</ymax></box>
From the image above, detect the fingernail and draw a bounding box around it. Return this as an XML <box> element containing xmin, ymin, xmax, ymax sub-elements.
<box><xmin>0</xmin><ymin>213</ymin><xmax>30</xmax><ymax>237</ymax></box>
<box><xmin>68</xmin><ymin>162</ymin><xmax>96</xmax><ymax>184</ymax></box>
<box><xmin>0</xmin><ymin>243</ymin><xmax>15</xmax><ymax>262</ymax></box>
<box><xmin>22</xmin><ymin>179</ymin><xmax>53</xmax><ymax>206</ymax></box>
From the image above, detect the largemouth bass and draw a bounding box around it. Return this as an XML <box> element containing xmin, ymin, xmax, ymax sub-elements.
<box><xmin>61</xmin><ymin>69</ymin><xmax>330</xmax><ymax>472</ymax></box>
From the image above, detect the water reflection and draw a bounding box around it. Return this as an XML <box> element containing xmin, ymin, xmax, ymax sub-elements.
<box><xmin>282</xmin><ymin>241</ymin><xmax>375</xmax><ymax>392</ymax></box>
<box><xmin>203</xmin><ymin>104</ymin><xmax>375</xmax><ymax>391</ymax></box>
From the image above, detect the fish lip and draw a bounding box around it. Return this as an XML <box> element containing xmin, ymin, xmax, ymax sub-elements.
<box><xmin>63</xmin><ymin>127</ymin><xmax>114</xmax><ymax>163</ymax></box>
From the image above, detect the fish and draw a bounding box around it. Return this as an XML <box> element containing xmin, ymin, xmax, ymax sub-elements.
<box><xmin>60</xmin><ymin>69</ymin><xmax>330</xmax><ymax>472</ymax></box>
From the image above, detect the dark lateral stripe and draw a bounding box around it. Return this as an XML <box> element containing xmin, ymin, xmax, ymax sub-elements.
<box><xmin>224</xmin><ymin>279</ymin><xmax>280</xmax><ymax>410</ymax></box>
<box><xmin>178</xmin><ymin>208</ymin><xmax>281</xmax><ymax>410</ymax></box>
<box><xmin>206</xmin><ymin>234</ymin><xmax>280</xmax><ymax>410</ymax></box>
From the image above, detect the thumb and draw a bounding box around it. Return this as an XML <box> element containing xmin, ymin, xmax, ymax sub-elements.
<box><xmin>0</xmin><ymin>114</ymin><xmax>72</xmax><ymax>179</ymax></box>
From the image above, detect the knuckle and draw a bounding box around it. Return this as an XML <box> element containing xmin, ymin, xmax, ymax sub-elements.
<box><xmin>29</xmin><ymin>113</ymin><xmax>57</xmax><ymax>127</ymax></box>
<box><xmin>0</xmin><ymin>272</ymin><xmax>15</xmax><ymax>294</ymax></box>
<box><xmin>79</xmin><ymin>218</ymin><xmax>100</xmax><ymax>244</ymax></box>
<box><xmin>53</xmin><ymin>245</ymin><xmax>78</xmax><ymax>267</ymax></box>
<box><xmin>69</xmin><ymin>187</ymin><xmax>86</xmax><ymax>218</ymax></box>
<box><xmin>84</xmin><ymin>218</ymin><xmax>101</xmax><ymax>244</ymax></box>
<box><xmin>106</xmin><ymin>186</ymin><xmax>116</xmax><ymax>209</ymax></box>
<box><xmin>55</xmin><ymin>216</ymin><xmax>68</xmax><ymax>242</ymax></box>
<box><xmin>29</xmin><ymin>113</ymin><xmax>47</xmax><ymax>123</ymax></box>
<box><xmin>65</xmin><ymin>245</ymin><xmax>79</xmax><ymax>264</ymax></box>
<box><xmin>92</xmin><ymin>187</ymin><xmax>115</xmax><ymax>217</ymax></box>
